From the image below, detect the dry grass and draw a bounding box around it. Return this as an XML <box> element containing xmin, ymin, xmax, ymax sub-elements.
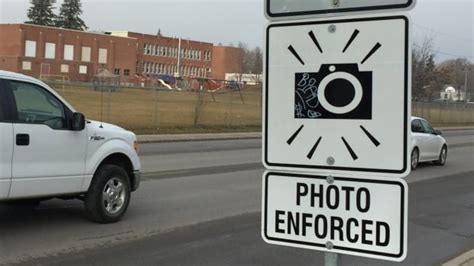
<box><xmin>50</xmin><ymin>83</ymin><xmax>262</xmax><ymax>134</ymax></box>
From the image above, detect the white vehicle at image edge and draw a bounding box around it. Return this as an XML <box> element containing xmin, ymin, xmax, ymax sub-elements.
<box><xmin>411</xmin><ymin>116</ymin><xmax>448</xmax><ymax>170</ymax></box>
<box><xmin>0</xmin><ymin>71</ymin><xmax>141</xmax><ymax>223</ymax></box>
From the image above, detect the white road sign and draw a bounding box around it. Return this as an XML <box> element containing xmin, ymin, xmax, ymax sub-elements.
<box><xmin>262</xmin><ymin>171</ymin><xmax>408</xmax><ymax>261</ymax></box>
<box><xmin>265</xmin><ymin>0</ymin><xmax>416</xmax><ymax>20</ymax></box>
<box><xmin>263</xmin><ymin>14</ymin><xmax>411</xmax><ymax>178</ymax></box>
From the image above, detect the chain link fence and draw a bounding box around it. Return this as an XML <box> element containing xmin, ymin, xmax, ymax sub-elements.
<box><xmin>413</xmin><ymin>101</ymin><xmax>474</xmax><ymax>126</ymax></box>
<box><xmin>47</xmin><ymin>81</ymin><xmax>262</xmax><ymax>134</ymax></box>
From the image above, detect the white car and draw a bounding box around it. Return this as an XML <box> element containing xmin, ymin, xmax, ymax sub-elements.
<box><xmin>0</xmin><ymin>71</ymin><xmax>141</xmax><ymax>223</ymax></box>
<box><xmin>410</xmin><ymin>116</ymin><xmax>448</xmax><ymax>170</ymax></box>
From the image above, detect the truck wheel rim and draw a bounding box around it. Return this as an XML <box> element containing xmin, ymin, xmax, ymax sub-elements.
<box><xmin>103</xmin><ymin>177</ymin><xmax>126</xmax><ymax>215</ymax></box>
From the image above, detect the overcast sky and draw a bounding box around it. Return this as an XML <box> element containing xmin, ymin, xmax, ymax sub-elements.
<box><xmin>0</xmin><ymin>0</ymin><xmax>472</xmax><ymax>62</ymax></box>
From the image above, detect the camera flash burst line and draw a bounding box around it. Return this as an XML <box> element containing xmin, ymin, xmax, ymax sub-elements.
<box><xmin>361</xmin><ymin>42</ymin><xmax>382</xmax><ymax>64</ymax></box>
<box><xmin>286</xmin><ymin>125</ymin><xmax>304</xmax><ymax>145</ymax></box>
<box><xmin>343</xmin><ymin>29</ymin><xmax>360</xmax><ymax>53</ymax></box>
<box><xmin>360</xmin><ymin>125</ymin><xmax>381</xmax><ymax>147</ymax></box>
<box><xmin>342</xmin><ymin>137</ymin><xmax>359</xmax><ymax>161</ymax></box>
<box><xmin>308</xmin><ymin>31</ymin><xmax>324</xmax><ymax>54</ymax></box>
<box><xmin>307</xmin><ymin>137</ymin><xmax>322</xmax><ymax>159</ymax></box>
<box><xmin>288</xmin><ymin>45</ymin><xmax>305</xmax><ymax>65</ymax></box>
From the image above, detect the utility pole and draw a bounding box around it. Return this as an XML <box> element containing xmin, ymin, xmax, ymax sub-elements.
<box><xmin>464</xmin><ymin>66</ymin><xmax>470</xmax><ymax>102</ymax></box>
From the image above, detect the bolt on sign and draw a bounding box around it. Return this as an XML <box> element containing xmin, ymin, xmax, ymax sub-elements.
<box><xmin>262</xmin><ymin>172</ymin><xmax>408</xmax><ymax>261</ymax></box>
<box><xmin>265</xmin><ymin>0</ymin><xmax>416</xmax><ymax>20</ymax></box>
<box><xmin>263</xmin><ymin>14</ymin><xmax>411</xmax><ymax>178</ymax></box>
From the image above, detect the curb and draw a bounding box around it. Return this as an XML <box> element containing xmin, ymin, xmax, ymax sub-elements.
<box><xmin>442</xmin><ymin>249</ymin><xmax>474</xmax><ymax>266</ymax></box>
<box><xmin>438</xmin><ymin>127</ymin><xmax>474</xmax><ymax>131</ymax></box>
<box><xmin>137</xmin><ymin>132</ymin><xmax>262</xmax><ymax>143</ymax></box>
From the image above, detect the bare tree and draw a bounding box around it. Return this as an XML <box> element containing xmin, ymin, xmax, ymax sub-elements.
<box><xmin>412</xmin><ymin>37</ymin><xmax>437</xmax><ymax>101</ymax></box>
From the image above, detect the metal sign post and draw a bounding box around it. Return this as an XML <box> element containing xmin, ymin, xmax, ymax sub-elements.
<box><xmin>325</xmin><ymin>252</ymin><xmax>340</xmax><ymax>266</ymax></box>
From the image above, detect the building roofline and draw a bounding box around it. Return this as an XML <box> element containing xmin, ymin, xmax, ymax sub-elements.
<box><xmin>112</xmin><ymin>30</ymin><xmax>214</xmax><ymax>46</ymax></box>
<box><xmin>0</xmin><ymin>23</ymin><xmax>138</xmax><ymax>40</ymax></box>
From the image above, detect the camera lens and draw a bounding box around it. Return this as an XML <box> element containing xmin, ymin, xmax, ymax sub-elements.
<box><xmin>317</xmin><ymin>72</ymin><xmax>363</xmax><ymax>114</ymax></box>
<box><xmin>324</xmin><ymin>79</ymin><xmax>355</xmax><ymax>107</ymax></box>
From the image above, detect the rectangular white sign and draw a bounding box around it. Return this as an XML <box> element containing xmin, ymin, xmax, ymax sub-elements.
<box><xmin>262</xmin><ymin>171</ymin><xmax>408</xmax><ymax>261</ymax></box>
<box><xmin>265</xmin><ymin>0</ymin><xmax>416</xmax><ymax>20</ymax></box>
<box><xmin>263</xmin><ymin>14</ymin><xmax>411</xmax><ymax>178</ymax></box>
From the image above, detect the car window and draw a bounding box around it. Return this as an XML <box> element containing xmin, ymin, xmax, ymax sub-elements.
<box><xmin>0</xmin><ymin>80</ymin><xmax>5</xmax><ymax>121</ymax></box>
<box><xmin>411</xmin><ymin>119</ymin><xmax>424</xmax><ymax>133</ymax></box>
<box><xmin>9</xmin><ymin>81</ymin><xmax>67</xmax><ymax>130</ymax></box>
<box><xmin>420</xmin><ymin>120</ymin><xmax>434</xmax><ymax>134</ymax></box>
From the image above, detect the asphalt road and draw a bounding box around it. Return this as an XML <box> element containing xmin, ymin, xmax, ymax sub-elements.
<box><xmin>0</xmin><ymin>129</ymin><xmax>473</xmax><ymax>265</ymax></box>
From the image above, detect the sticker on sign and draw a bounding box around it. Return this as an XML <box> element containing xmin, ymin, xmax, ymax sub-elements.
<box><xmin>262</xmin><ymin>171</ymin><xmax>408</xmax><ymax>261</ymax></box>
<box><xmin>263</xmin><ymin>14</ymin><xmax>411</xmax><ymax>178</ymax></box>
<box><xmin>265</xmin><ymin>0</ymin><xmax>416</xmax><ymax>20</ymax></box>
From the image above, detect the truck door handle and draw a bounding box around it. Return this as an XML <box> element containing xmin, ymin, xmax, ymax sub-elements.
<box><xmin>16</xmin><ymin>134</ymin><xmax>30</xmax><ymax>146</ymax></box>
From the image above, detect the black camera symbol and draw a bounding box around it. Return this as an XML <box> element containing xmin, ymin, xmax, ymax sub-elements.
<box><xmin>295</xmin><ymin>64</ymin><xmax>372</xmax><ymax>119</ymax></box>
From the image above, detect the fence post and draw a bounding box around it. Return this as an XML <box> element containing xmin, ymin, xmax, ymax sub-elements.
<box><xmin>153</xmin><ymin>87</ymin><xmax>159</xmax><ymax>133</ymax></box>
<box><xmin>230</xmin><ymin>90</ymin><xmax>234</xmax><ymax>127</ymax></box>
<box><xmin>438</xmin><ymin>103</ymin><xmax>442</xmax><ymax>125</ymax></box>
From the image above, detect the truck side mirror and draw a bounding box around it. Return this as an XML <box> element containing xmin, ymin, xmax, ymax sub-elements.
<box><xmin>71</xmin><ymin>112</ymin><xmax>86</xmax><ymax>131</ymax></box>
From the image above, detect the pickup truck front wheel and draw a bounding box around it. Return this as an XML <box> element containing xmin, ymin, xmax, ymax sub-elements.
<box><xmin>85</xmin><ymin>165</ymin><xmax>131</xmax><ymax>223</ymax></box>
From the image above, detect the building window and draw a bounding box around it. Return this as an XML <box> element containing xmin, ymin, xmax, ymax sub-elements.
<box><xmin>98</xmin><ymin>48</ymin><xmax>108</xmax><ymax>64</ymax></box>
<box><xmin>79</xmin><ymin>65</ymin><xmax>87</xmax><ymax>74</ymax></box>
<box><xmin>60</xmin><ymin>64</ymin><xmax>69</xmax><ymax>73</ymax></box>
<box><xmin>22</xmin><ymin>61</ymin><xmax>32</xmax><ymax>71</ymax></box>
<box><xmin>45</xmin><ymin>42</ymin><xmax>56</xmax><ymax>59</ymax></box>
<box><xmin>146</xmin><ymin>44</ymin><xmax>151</xmax><ymax>55</ymax></box>
<box><xmin>81</xmin><ymin>46</ymin><xmax>91</xmax><ymax>62</ymax></box>
<box><xmin>25</xmin><ymin>40</ymin><xmax>36</xmax><ymax>57</ymax></box>
<box><xmin>63</xmin><ymin>45</ymin><xmax>74</xmax><ymax>61</ymax></box>
<box><xmin>114</xmin><ymin>68</ymin><xmax>121</xmax><ymax>75</ymax></box>
<box><xmin>124</xmin><ymin>69</ymin><xmax>130</xmax><ymax>76</ymax></box>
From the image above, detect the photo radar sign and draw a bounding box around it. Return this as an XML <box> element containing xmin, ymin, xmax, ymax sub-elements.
<box><xmin>263</xmin><ymin>14</ymin><xmax>411</xmax><ymax>178</ymax></box>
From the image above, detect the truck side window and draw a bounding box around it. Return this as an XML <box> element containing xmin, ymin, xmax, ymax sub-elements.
<box><xmin>9</xmin><ymin>81</ymin><xmax>67</xmax><ymax>130</ymax></box>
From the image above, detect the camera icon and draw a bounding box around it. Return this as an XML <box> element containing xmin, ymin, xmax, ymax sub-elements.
<box><xmin>295</xmin><ymin>64</ymin><xmax>372</xmax><ymax>119</ymax></box>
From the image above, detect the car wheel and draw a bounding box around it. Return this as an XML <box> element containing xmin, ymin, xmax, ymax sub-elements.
<box><xmin>411</xmin><ymin>148</ymin><xmax>419</xmax><ymax>170</ymax></box>
<box><xmin>434</xmin><ymin>145</ymin><xmax>448</xmax><ymax>166</ymax></box>
<box><xmin>84</xmin><ymin>165</ymin><xmax>131</xmax><ymax>223</ymax></box>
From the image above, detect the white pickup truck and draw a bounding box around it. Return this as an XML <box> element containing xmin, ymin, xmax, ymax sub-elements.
<box><xmin>0</xmin><ymin>71</ymin><xmax>141</xmax><ymax>223</ymax></box>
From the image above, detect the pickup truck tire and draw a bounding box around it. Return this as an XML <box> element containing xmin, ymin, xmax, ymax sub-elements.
<box><xmin>84</xmin><ymin>165</ymin><xmax>131</xmax><ymax>223</ymax></box>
